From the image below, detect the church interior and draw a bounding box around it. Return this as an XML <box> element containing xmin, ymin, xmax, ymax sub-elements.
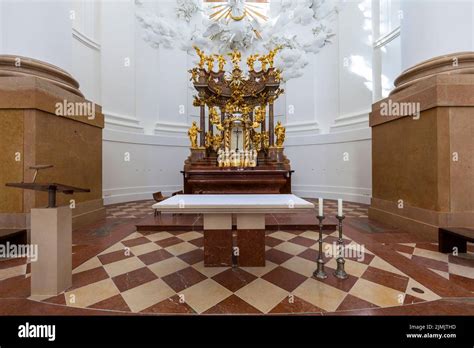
<box><xmin>0</xmin><ymin>0</ymin><xmax>473</xmax><ymax>322</ymax></box>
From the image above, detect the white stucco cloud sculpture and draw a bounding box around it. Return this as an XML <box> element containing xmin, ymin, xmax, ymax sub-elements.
<box><xmin>136</xmin><ymin>0</ymin><xmax>337</xmax><ymax>81</ymax></box>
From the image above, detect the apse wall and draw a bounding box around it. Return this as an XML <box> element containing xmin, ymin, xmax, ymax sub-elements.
<box><xmin>92</xmin><ymin>0</ymin><xmax>374</xmax><ymax>205</ymax></box>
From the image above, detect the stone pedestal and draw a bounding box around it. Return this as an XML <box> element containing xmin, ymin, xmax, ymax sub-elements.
<box><xmin>369</xmin><ymin>52</ymin><xmax>474</xmax><ymax>238</ymax></box>
<box><xmin>203</xmin><ymin>214</ymin><xmax>233</xmax><ymax>267</ymax></box>
<box><xmin>30</xmin><ymin>206</ymin><xmax>72</xmax><ymax>296</ymax></box>
<box><xmin>0</xmin><ymin>55</ymin><xmax>105</xmax><ymax>230</ymax></box>
<box><xmin>268</xmin><ymin>146</ymin><xmax>287</xmax><ymax>163</ymax></box>
<box><xmin>236</xmin><ymin>214</ymin><xmax>265</xmax><ymax>267</ymax></box>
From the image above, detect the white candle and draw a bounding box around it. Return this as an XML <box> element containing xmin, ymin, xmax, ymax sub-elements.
<box><xmin>338</xmin><ymin>199</ymin><xmax>343</xmax><ymax>216</ymax></box>
<box><xmin>318</xmin><ymin>198</ymin><xmax>323</xmax><ymax>216</ymax></box>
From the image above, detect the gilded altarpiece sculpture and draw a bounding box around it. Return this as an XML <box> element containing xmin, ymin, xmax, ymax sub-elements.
<box><xmin>183</xmin><ymin>47</ymin><xmax>292</xmax><ymax>194</ymax></box>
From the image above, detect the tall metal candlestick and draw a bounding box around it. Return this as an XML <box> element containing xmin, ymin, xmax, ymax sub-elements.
<box><xmin>313</xmin><ymin>215</ymin><xmax>327</xmax><ymax>279</ymax></box>
<box><xmin>334</xmin><ymin>215</ymin><xmax>348</xmax><ymax>279</ymax></box>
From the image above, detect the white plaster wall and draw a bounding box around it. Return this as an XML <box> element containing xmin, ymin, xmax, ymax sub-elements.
<box><xmin>286</xmin><ymin>130</ymin><xmax>372</xmax><ymax>203</ymax></box>
<box><xmin>70</xmin><ymin>0</ymin><xmax>102</xmax><ymax>103</ymax></box>
<box><xmin>70</xmin><ymin>37</ymin><xmax>102</xmax><ymax>103</ymax></box>
<box><xmin>102</xmin><ymin>130</ymin><xmax>188</xmax><ymax>204</ymax></box>
<box><xmin>100</xmin><ymin>0</ymin><xmax>139</xmax><ymax>132</ymax></box>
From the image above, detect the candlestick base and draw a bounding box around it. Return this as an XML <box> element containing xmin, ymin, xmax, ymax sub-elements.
<box><xmin>313</xmin><ymin>259</ymin><xmax>327</xmax><ymax>279</ymax></box>
<box><xmin>334</xmin><ymin>258</ymin><xmax>348</xmax><ymax>279</ymax></box>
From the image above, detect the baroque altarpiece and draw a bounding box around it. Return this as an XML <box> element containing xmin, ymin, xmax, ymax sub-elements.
<box><xmin>183</xmin><ymin>47</ymin><xmax>292</xmax><ymax>194</ymax></box>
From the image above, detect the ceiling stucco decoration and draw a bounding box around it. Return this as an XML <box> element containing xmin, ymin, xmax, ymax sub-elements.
<box><xmin>136</xmin><ymin>0</ymin><xmax>338</xmax><ymax>81</ymax></box>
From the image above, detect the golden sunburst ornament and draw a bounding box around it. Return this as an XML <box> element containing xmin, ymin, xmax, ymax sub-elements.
<box><xmin>209</xmin><ymin>1</ymin><xmax>268</xmax><ymax>23</ymax></box>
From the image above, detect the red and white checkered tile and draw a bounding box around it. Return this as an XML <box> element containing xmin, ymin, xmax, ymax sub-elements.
<box><xmin>392</xmin><ymin>242</ymin><xmax>474</xmax><ymax>293</ymax></box>
<box><xmin>106</xmin><ymin>200</ymin><xmax>156</xmax><ymax>219</ymax></box>
<box><xmin>24</xmin><ymin>229</ymin><xmax>444</xmax><ymax>314</ymax></box>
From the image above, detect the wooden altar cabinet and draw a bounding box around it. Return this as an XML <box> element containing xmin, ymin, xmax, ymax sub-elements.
<box><xmin>182</xmin><ymin>168</ymin><xmax>293</xmax><ymax>194</ymax></box>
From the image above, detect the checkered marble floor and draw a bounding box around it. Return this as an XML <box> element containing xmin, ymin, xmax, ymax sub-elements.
<box><xmin>20</xmin><ymin>229</ymin><xmax>447</xmax><ymax>314</ymax></box>
<box><xmin>392</xmin><ymin>242</ymin><xmax>474</xmax><ymax>293</ymax></box>
<box><xmin>106</xmin><ymin>201</ymin><xmax>156</xmax><ymax>219</ymax></box>
<box><xmin>106</xmin><ymin>199</ymin><xmax>369</xmax><ymax>219</ymax></box>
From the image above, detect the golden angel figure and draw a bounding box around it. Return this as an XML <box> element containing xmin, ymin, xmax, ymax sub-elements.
<box><xmin>247</xmin><ymin>54</ymin><xmax>259</xmax><ymax>71</ymax></box>
<box><xmin>214</xmin><ymin>54</ymin><xmax>226</xmax><ymax>71</ymax></box>
<box><xmin>275</xmin><ymin>121</ymin><xmax>286</xmax><ymax>148</ymax></box>
<box><xmin>228</xmin><ymin>50</ymin><xmax>242</xmax><ymax>70</ymax></box>
<box><xmin>258</xmin><ymin>55</ymin><xmax>269</xmax><ymax>71</ymax></box>
<box><xmin>209</xmin><ymin>107</ymin><xmax>220</xmax><ymax>124</ymax></box>
<box><xmin>194</xmin><ymin>46</ymin><xmax>206</xmax><ymax>69</ymax></box>
<box><xmin>212</xmin><ymin>134</ymin><xmax>223</xmax><ymax>151</ymax></box>
<box><xmin>254</xmin><ymin>106</ymin><xmax>266</xmax><ymax>122</ymax></box>
<box><xmin>206</xmin><ymin>56</ymin><xmax>215</xmax><ymax>72</ymax></box>
<box><xmin>252</xmin><ymin>132</ymin><xmax>262</xmax><ymax>152</ymax></box>
<box><xmin>266</xmin><ymin>46</ymin><xmax>282</xmax><ymax>68</ymax></box>
<box><xmin>188</xmin><ymin>121</ymin><xmax>201</xmax><ymax>149</ymax></box>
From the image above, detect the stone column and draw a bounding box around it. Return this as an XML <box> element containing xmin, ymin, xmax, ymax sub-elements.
<box><xmin>400</xmin><ymin>0</ymin><xmax>474</xmax><ymax>70</ymax></box>
<box><xmin>268</xmin><ymin>102</ymin><xmax>275</xmax><ymax>147</ymax></box>
<box><xmin>208</xmin><ymin>108</ymin><xmax>213</xmax><ymax>136</ymax></box>
<box><xmin>260</xmin><ymin>105</ymin><xmax>266</xmax><ymax>150</ymax></box>
<box><xmin>200</xmin><ymin>104</ymin><xmax>206</xmax><ymax>147</ymax></box>
<box><xmin>0</xmin><ymin>0</ymin><xmax>72</xmax><ymax>71</ymax></box>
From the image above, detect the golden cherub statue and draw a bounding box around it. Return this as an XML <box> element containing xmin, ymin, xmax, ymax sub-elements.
<box><xmin>214</xmin><ymin>54</ymin><xmax>226</xmax><ymax>71</ymax></box>
<box><xmin>193</xmin><ymin>46</ymin><xmax>206</xmax><ymax>69</ymax></box>
<box><xmin>188</xmin><ymin>68</ymin><xmax>199</xmax><ymax>82</ymax></box>
<box><xmin>212</xmin><ymin>134</ymin><xmax>223</xmax><ymax>151</ymax></box>
<box><xmin>262</xmin><ymin>131</ymin><xmax>270</xmax><ymax>149</ymax></box>
<box><xmin>205</xmin><ymin>131</ymin><xmax>213</xmax><ymax>148</ymax></box>
<box><xmin>254</xmin><ymin>106</ymin><xmax>266</xmax><ymax>122</ymax></box>
<box><xmin>242</xmin><ymin>105</ymin><xmax>251</xmax><ymax>115</ymax></box>
<box><xmin>275</xmin><ymin>121</ymin><xmax>286</xmax><ymax>148</ymax></box>
<box><xmin>266</xmin><ymin>46</ymin><xmax>282</xmax><ymax>68</ymax></box>
<box><xmin>206</xmin><ymin>55</ymin><xmax>215</xmax><ymax>72</ymax></box>
<box><xmin>228</xmin><ymin>50</ymin><xmax>242</xmax><ymax>70</ymax></box>
<box><xmin>252</xmin><ymin>132</ymin><xmax>262</xmax><ymax>152</ymax></box>
<box><xmin>258</xmin><ymin>55</ymin><xmax>269</xmax><ymax>71</ymax></box>
<box><xmin>209</xmin><ymin>107</ymin><xmax>220</xmax><ymax>124</ymax></box>
<box><xmin>247</xmin><ymin>54</ymin><xmax>259</xmax><ymax>71</ymax></box>
<box><xmin>225</xmin><ymin>102</ymin><xmax>237</xmax><ymax>114</ymax></box>
<box><xmin>188</xmin><ymin>121</ymin><xmax>201</xmax><ymax>149</ymax></box>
